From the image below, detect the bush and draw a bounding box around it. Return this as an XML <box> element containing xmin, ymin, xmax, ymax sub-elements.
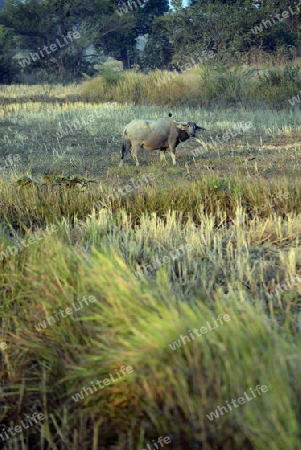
<box><xmin>98</xmin><ymin>66</ymin><xmax>124</xmax><ymax>86</ymax></box>
<box><xmin>257</xmin><ymin>65</ymin><xmax>301</xmax><ymax>107</ymax></box>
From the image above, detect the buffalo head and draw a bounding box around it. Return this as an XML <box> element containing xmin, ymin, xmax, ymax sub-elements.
<box><xmin>176</xmin><ymin>122</ymin><xmax>206</xmax><ymax>138</ymax></box>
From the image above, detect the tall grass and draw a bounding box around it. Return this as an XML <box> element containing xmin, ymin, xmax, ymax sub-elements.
<box><xmin>0</xmin><ymin>176</ymin><xmax>301</xmax><ymax>449</ymax></box>
<box><xmin>2</xmin><ymin>63</ymin><xmax>301</xmax><ymax>109</ymax></box>
<box><xmin>80</xmin><ymin>64</ymin><xmax>301</xmax><ymax>109</ymax></box>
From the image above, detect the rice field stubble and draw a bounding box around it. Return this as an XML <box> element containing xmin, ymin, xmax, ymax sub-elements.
<box><xmin>0</xmin><ymin>88</ymin><xmax>301</xmax><ymax>449</ymax></box>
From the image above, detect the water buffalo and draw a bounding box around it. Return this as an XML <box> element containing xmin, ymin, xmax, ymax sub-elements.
<box><xmin>119</xmin><ymin>114</ymin><xmax>206</xmax><ymax>167</ymax></box>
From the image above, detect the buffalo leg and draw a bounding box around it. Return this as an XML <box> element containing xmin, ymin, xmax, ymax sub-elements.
<box><xmin>160</xmin><ymin>148</ymin><xmax>167</xmax><ymax>162</ymax></box>
<box><xmin>131</xmin><ymin>144</ymin><xmax>140</xmax><ymax>166</ymax></box>
<box><xmin>169</xmin><ymin>145</ymin><xmax>177</xmax><ymax>166</ymax></box>
<box><xmin>119</xmin><ymin>139</ymin><xmax>131</xmax><ymax>167</ymax></box>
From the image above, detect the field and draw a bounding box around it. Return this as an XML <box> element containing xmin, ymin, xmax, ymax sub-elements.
<box><xmin>0</xmin><ymin>76</ymin><xmax>301</xmax><ymax>450</ymax></box>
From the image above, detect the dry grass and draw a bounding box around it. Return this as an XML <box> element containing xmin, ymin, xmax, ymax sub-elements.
<box><xmin>0</xmin><ymin>189</ymin><xmax>301</xmax><ymax>449</ymax></box>
<box><xmin>0</xmin><ymin>84</ymin><xmax>301</xmax><ymax>449</ymax></box>
<box><xmin>2</xmin><ymin>62</ymin><xmax>301</xmax><ymax>109</ymax></box>
<box><xmin>79</xmin><ymin>64</ymin><xmax>301</xmax><ymax>109</ymax></box>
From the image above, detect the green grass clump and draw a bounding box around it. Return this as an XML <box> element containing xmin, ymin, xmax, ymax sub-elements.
<box><xmin>1</xmin><ymin>236</ymin><xmax>301</xmax><ymax>449</ymax></box>
<box><xmin>256</xmin><ymin>65</ymin><xmax>301</xmax><ymax>107</ymax></box>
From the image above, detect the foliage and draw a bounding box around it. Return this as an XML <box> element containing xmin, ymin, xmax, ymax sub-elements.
<box><xmin>97</xmin><ymin>66</ymin><xmax>124</xmax><ymax>85</ymax></box>
<box><xmin>142</xmin><ymin>15</ymin><xmax>174</xmax><ymax>69</ymax></box>
<box><xmin>157</xmin><ymin>0</ymin><xmax>301</xmax><ymax>68</ymax></box>
<box><xmin>0</xmin><ymin>0</ymin><xmax>170</xmax><ymax>81</ymax></box>
<box><xmin>257</xmin><ymin>65</ymin><xmax>301</xmax><ymax>107</ymax></box>
<box><xmin>1</xmin><ymin>0</ymin><xmax>301</xmax><ymax>83</ymax></box>
<box><xmin>0</xmin><ymin>24</ymin><xmax>13</xmax><ymax>83</ymax></box>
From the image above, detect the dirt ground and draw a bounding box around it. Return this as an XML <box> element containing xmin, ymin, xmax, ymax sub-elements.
<box><xmin>1</xmin><ymin>102</ymin><xmax>301</xmax><ymax>189</ymax></box>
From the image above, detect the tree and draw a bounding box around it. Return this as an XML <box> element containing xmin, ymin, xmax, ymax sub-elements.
<box><xmin>107</xmin><ymin>0</ymin><xmax>169</xmax><ymax>68</ymax></box>
<box><xmin>0</xmin><ymin>25</ymin><xmax>13</xmax><ymax>83</ymax></box>
<box><xmin>143</xmin><ymin>14</ymin><xmax>173</xmax><ymax>69</ymax></box>
<box><xmin>162</xmin><ymin>0</ymin><xmax>300</xmax><ymax>64</ymax></box>
<box><xmin>0</xmin><ymin>0</ymin><xmax>137</xmax><ymax>78</ymax></box>
<box><xmin>0</xmin><ymin>0</ymin><xmax>170</xmax><ymax>78</ymax></box>
<box><xmin>134</xmin><ymin>0</ymin><xmax>169</xmax><ymax>35</ymax></box>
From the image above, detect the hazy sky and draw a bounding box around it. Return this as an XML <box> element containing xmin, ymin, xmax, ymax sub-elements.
<box><xmin>170</xmin><ymin>0</ymin><xmax>189</xmax><ymax>7</ymax></box>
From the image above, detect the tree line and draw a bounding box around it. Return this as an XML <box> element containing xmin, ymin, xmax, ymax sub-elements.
<box><xmin>0</xmin><ymin>0</ymin><xmax>300</xmax><ymax>84</ymax></box>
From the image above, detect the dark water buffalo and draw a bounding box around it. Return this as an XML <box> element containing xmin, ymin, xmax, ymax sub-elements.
<box><xmin>119</xmin><ymin>113</ymin><xmax>206</xmax><ymax>167</ymax></box>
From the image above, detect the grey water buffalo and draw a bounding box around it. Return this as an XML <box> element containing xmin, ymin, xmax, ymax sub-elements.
<box><xmin>119</xmin><ymin>114</ymin><xmax>206</xmax><ymax>167</ymax></box>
